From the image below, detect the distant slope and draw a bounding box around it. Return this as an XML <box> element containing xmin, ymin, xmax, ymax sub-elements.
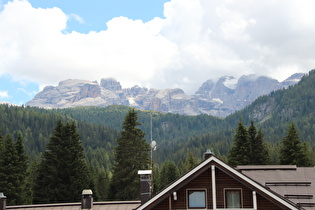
<box><xmin>0</xmin><ymin>104</ymin><xmax>224</xmax><ymax>165</ymax></box>
<box><xmin>180</xmin><ymin>69</ymin><xmax>315</xmax><ymax>162</ymax></box>
<box><xmin>225</xmin><ymin>69</ymin><xmax>315</xmax><ymax>143</ymax></box>
<box><xmin>56</xmin><ymin>105</ymin><xmax>224</xmax><ymax>163</ymax></box>
<box><xmin>57</xmin><ymin>105</ymin><xmax>222</xmax><ymax>135</ymax></box>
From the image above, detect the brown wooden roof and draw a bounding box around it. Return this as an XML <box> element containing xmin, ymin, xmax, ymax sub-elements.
<box><xmin>238</xmin><ymin>165</ymin><xmax>315</xmax><ymax>210</ymax></box>
<box><xmin>7</xmin><ymin>201</ymin><xmax>141</xmax><ymax>210</ymax></box>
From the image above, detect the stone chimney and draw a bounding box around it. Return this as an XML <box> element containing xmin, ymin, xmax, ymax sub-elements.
<box><xmin>138</xmin><ymin>170</ymin><xmax>152</xmax><ymax>205</ymax></box>
<box><xmin>204</xmin><ymin>149</ymin><xmax>213</xmax><ymax>160</ymax></box>
<box><xmin>81</xmin><ymin>189</ymin><xmax>93</xmax><ymax>210</ymax></box>
<box><xmin>0</xmin><ymin>193</ymin><xmax>6</xmax><ymax>210</ymax></box>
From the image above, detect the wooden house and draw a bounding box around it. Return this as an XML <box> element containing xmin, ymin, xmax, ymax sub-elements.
<box><xmin>136</xmin><ymin>152</ymin><xmax>300</xmax><ymax>210</ymax></box>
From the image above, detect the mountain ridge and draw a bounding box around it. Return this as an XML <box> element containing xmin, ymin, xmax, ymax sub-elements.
<box><xmin>26</xmin><ymin>73</ymin><xmax>304</xmax><ymax>117</ymax></box>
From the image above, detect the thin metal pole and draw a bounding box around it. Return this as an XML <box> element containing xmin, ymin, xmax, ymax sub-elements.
<box><xmin>150</xmin><ymin>112</ymin><xmax>154</xmax><ymax>197</ymax></box>
<box><xmin>150</xmin><ymin>112</ymin><xmax>153</xmax><ymax>170</ymax></box>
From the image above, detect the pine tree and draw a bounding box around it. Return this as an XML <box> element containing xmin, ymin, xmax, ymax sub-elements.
<box><xmin>280</xmin><ymin>123</ymin><xmax>313</xmax><ymax>166</ymax></box>
<box><xmin>95</xmin><ymin>169</ymin><xmax>110</xmax><ymax>201</ymax></box>
<box><xmin>159</xmin><ymin>161</ymin><xmax>180</xmax><ymax>191</ymax></box>
<box><xmin>0</xmin><ymin>129</ymin><xmax>3</xmax><ymax>155</ymax></box>
<box><xmin>33</xmin><ymin>120</ymin><xmax>90</xmax><ymax>203</ymax></box>
<box><xmin>108</xmin><ymin>109</ymin><xmax>150</xmax><ymax>200</ymax></box>
<box><xmin>227</xmin><ymin>120</ymin><xmax>251</xmax><ymax>166</ymax></box>
<box><xmin>248</xmin><ymin>121</ymin><xmax>270</xmax><ymax>165</ymax></box>
<box><xmin>0</xmin><ymin>132</ymin><xmax>29</xmax><ymax>205</ymax></box>
<box><xmin>14</xmin><ymin>132</ymin><xmax>29</xmax><ymax>204</ymax></box>
<box><xmin>0</xmin><ymin>135</ymin><xmax>19</xmax><ymax>205</ymax></box>
<box><xmin>183</xmin><ymin>152</ymin><xmax>198</xmax><ymax>173</ymax></box>
<box><xmin>0</xmin><ymin>129</ymin><xmax>4</xmax><ymax>170</ymax></box>
<box><xmin>0</xmin><ymin>130</ymin><xmax>4</xmax><ymax>201</ymax></box>
<box><xmin>152</xmin><ymin>164</ymin><xmax>160</xmax><ymax>195</ymax></box>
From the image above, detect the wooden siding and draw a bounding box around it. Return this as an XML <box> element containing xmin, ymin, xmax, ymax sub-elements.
<box><xmin>256</xmin><ymin>194</ymin><xmax>283</xmax><ymax>210</ymax></box>
<box><xmin>176</xmin><ymin>168</ymin><xmax>212</xmax><ymax>209</ymax></box>
<box><xmin>215</xmin><ymin>168</ymin><xmax>253</xmax><ymax>208</ymax></box>
<box><xmin>153</xmin><ymin>198</ymin><xmax>169</xmax><ymax>210</ymax></box>
<box><xmin>151</xmin><ymin>169</ymin><xmax>212</xmax><ymax>210</ymax></box>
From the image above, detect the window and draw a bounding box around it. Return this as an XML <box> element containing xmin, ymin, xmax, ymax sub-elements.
<box><xmin>187</xmin><ymin>189</ymin><xmax>206</xmax><ymax>209</ymax></box>
<box><xmin>225</xmin><ymin>189</ymin><xmax>242</xmax><ymax>208</ymax></box>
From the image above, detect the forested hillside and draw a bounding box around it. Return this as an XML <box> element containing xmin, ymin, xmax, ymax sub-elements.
<box><xmin>0</xmin><ymin>105</ymin><xmax>119</xmax><ymax>171</ymax></box>
<box><xmin>56</xmin><ymin>105</ymin><xmax>223</xmax><ymax>163</ymax></box>
<box><xmin>1</xmin><ymin>69</ymin><xmax>315</xmax><ymax>165</ymax></box>
<box><xmin>182</xmin><ymin>69</ymin><xmax>315</xmax><ymax>162</ymax></box>
<box><xmin>226</xmin><ymin>69</ymin><xmax>315</xmax><ymax>144</ymax></box>
<box><xmin>0</xmin><ymin>104</ymin><xmax>225</xmax><ymax>203</ymax></box>
<box><xmin>0</xmin><ymin>104</ymin><xmax>223</xmax><ymax>164</ymax></box>
<box><xmin>1</xmin><ymin>69</ymin><xmax>315</xmax><ymax>204</ymax></box>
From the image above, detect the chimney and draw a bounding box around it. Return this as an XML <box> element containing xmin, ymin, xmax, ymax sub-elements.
<box><xmin>204</xmin><ymin>149</ymin><xmax>213</xmax><ymax>160</ymax></box>
<box><xmin>0</xmin><ymin>193</ymin><xmax>6</xmax><ymax>210</ymax></box>
<box><xmin>138</xmin><ymin>170</ymin><xmax>152</xmax><ymax>204</ymax></box>
<box><xmin>81</xmin><ymin>189</ymin><xmax>93</xmax><ymax>210</ymax></box>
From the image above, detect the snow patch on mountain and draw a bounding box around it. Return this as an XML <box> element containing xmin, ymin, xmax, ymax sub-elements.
<box><xmin>213</xmin><ymin>98</ymin><xmax>223</xmax><ymax>104</ymax></box>
<box><xmin>222</xmin><ymin>76</ymin><xmax>238</xmax><ymax>89</ymax></box>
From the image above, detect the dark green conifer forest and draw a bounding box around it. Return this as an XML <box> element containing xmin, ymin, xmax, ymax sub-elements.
<box><xmin>0</xmin><ymin>69</ymin><xmax>315</xmax><ymax>204</ymax></box>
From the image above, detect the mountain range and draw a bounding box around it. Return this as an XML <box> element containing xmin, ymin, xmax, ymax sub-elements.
<box><xmin>26</xmin><ymin>73</ymin><xmax>304</xmax><ymax>117</ymax></box>
<box><xmin>1</xmin><ymin>69</ymin><xmax>315</xmax><ymax>166</ymax></box>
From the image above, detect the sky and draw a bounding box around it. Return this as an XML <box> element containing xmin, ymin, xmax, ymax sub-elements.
<box><xmin>1</xmin><ymin>0</ymin><xmax>315</xmax><ymax>105</ymax></box>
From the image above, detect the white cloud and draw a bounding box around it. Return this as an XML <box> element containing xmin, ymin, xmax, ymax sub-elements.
<box><xmin>1</xmin><ymin>0</ymin><xmax>315</xmax><ymax>95</ymax></box>
<box><xmin>68</xmin><ymin>13</ymin><xmax>84</xmax><ymax>24</ymax></box>
<box><xmin>0</xmin><ymin>91</ymin><xmax>8</xmax><ymax>98</ymax></box>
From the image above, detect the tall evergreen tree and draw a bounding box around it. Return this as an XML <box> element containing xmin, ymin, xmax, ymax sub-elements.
<box><xmin>108</xmin><ymin>109</ymin><xmax>150</xmax><ymax>200</ymax></box>
<box><xmin>0</xmin><ymin>132</ymin><xmax>29</xmax><ymax>204</ymax></box>
<box><xmin>33</xmin><ymin>120</ymin><xmax>90</xmax><ymax>203</ymax></box>
<box><xmin>280</xmin><ymin>123</ymin><xmax>313</xmax><ymax>166</ymax></box>
<box><xmin>0</xmin><ymin>129</ymin><xmax>3</xmax><ymax>200</ymax></box>
<box><xmin>0</xmin><ymin>135</ymin><xmax>19</xmax><ymax>205</ymax></box>
<box><xmin>183</xmin><ymin>152</ymin><xmax>198</xmax><ymax>173</ymax></box>
<box><xmin>95</xmin><ymin>169</ymin><xmax>110</xmax><ymax>201</ymax></box>
<box><xmin>227</xmin><ymin>120</ymin><xmax>251</xmax><ymax>166</ymax></box>
<box><xmin>0</xmin><ymin>129</ymin><xmax>3</xmax><ymax>155</ymax></box>
<box><xmin>159</xmin><ymin>160</ymin><xmax>180</xmax><ymax>191</ymax></box>
<box><xmin>14</xmin><ymin>132</ymin><xmax>29</xmax><ymax>204</ymax></box>
<box><xmin>152</xmin><ymin>164</ymin><xmax>160</xmax><ymax>195</ymax></box>
<box><xmin>248</xmin><ymin>121</ymin><xmax>270</xmax><ymax>165</ymax></box>
<box><xmin>0</xmin><ymin>129</ymin><xmax>4</xmax><ymax>169</ymax></box>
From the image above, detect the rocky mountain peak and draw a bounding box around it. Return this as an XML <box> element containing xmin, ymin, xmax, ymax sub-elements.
<box><xmin>195</xmin><ymin>80</ymin><xmax>215</xmax><ymax>96</ymax></box>
<box><xmin>281</xmin><ymin>73</ymin><xmax>305</xmax><ymax>87</ymax></box>
<box><xmin>100</xmin><ymin>78</ymin><xmax>122</xmax><ymax>91</ymax></box>
<box><xmin>207</xmin><ymin>76</ymin><xmax>236</xmax><ymax>101</ymax></box>
<box><xmin>58</xmin><ymin>79</ymin><xmax>97</xmax><ymax>86</ymax></box>
<box><xmin>26</xmin><ymin>73</ymin><xmax>304</xmax><ymax>117</ymax></box>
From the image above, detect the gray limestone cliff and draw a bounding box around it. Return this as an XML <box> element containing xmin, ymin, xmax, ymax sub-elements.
<box><xmin>26</xmin><ymin>73</ymin><xmax>304</xmax><ymax>117</ymax></box>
